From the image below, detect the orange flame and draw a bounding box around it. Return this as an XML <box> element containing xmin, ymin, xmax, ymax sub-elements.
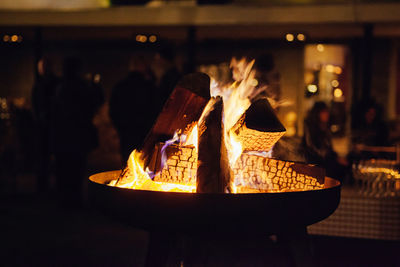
<box><xmin>110</xmin><ymin>150</ymin><xmax>195</xmax><ymax>192</ymax></box>
<box><xmin>107</xmin><ymin>58</ymin><xmax>315</xmax><ymax>194</ymax></box>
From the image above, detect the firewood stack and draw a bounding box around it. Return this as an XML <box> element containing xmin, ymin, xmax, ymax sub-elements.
<box><xmin>117</xmin><ymin>71</ymin><xmax>326</xmax><ymax>193</ymax></box>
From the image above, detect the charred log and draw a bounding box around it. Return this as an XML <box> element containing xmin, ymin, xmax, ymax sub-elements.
<box><xmin>149</xmin><ymin>143</ymin><xmax>197</xmax><ymax>185</ymax></box>
<box><xmin>196</xmin><ymin>97</ymin><xmax>231</xmax><ymax>193</ymax></box>
<box><xmin>233</xmin><ymin>98</ymin><xmax>286</xmax><ymax>152</ymax></box>
<box><xmin>141</xmin><ymin>72</ymin><xmax>210</xmax><ymax>167</ymax></box>
<box><xmin>233</xmin><ymin>153</ymin><xmax>325</xmax><ymax>192</ymax></box>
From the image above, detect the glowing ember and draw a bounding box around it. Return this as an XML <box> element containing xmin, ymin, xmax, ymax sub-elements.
<box><xmin>109</xmin><ymin>58</ymin><xmax>325</xmax><ymax>193</ymax></box>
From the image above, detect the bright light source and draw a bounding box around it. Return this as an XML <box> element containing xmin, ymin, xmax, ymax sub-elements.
<box><xmin>334</xmin><ymin>66</ymin><xmax>342</xmax><ymax>75</ymax></box>
<box><xmin>285</xmin><ymin>111</ymin><xmax>297</xmax><ymax>122</ymax></box>
<box><xmin>331</xmin><ymin>79</ymin><xmax>339</xmax><ymax>87</ymax></box>
<box><xmin>11</xmin><ymin>35</ymin><xmax>18</xmax><ymax>42</ymax></box>
<box><xmin>307</xmin><ymin>84</ymin><xmax>318</xmax><ymax>93</ymax></box>
<box><xmin>149</xmin><ymin>35</ymin><xmax>157</xmax><ymax>43</ymax></box>
<box><xmin>286</xmin><ymin>33</ymin><xmax>294</xmax><ymax>42</ymax></box>
<box><xmin>334</xmin><ymin>88</ymin><xmax>343</xmax><ymax>98</ymax></box>
<box><xmin>331</xmin><ymin>125</ymin><xmax>340</xmax><ymax>132</ymax></box>
<box><xmin>3</xmin><ymin>35</ymin><xmax>10</xmax><ymax>42</ymax></box>
<box><xmin>325</xmin><ymin>64</ymin><xmax>334</xmax><ymax>73</ymax></box>
<box><xmin>317</xmin><ymin>44</ymin><xmax>324</xmax><ymax>52</ymax></box>
<box><xmin>94</xmin><ymin>74</ymin><xmax>101</xmax><ymax>84</ymax></box>
<box><xmin>297</xmin><ymin>33</ymin><xmax>305</xmax><ymax>41</ymax></box>
<box><xmin>139</xmin><ymin>35</ymin><xmax>147</xmax><ymax>42</ymax></box>
<box><xmin>250</xmin><ymin>79</ymin><xmax>258</xmax><ymax>87</ymax></box>
<box><xmin>136</xmin><ymin>34</ymin><xmax>148</xmax><ymax>43</ymax></box>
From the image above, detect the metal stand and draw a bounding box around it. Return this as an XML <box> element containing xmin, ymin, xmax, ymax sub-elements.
<box><xmin>146</xmin><ymin>227</ymin><xmax>315</xmax><ymax>267</ymax></box>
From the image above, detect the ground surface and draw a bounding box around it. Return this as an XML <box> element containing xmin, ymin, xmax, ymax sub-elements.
<box><xmin>1</xmin><ymin>193</ymin><xmax>399</xmax><ymax>267</ymax></box>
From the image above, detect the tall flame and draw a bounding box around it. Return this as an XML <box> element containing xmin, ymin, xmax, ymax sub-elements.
<box><xmin>109</xmin><ymin>57</ymin><xmax>277</xmax><ymax>193</ymax></box>
<box><xmin>211</xmin><ymin>58</ymin><xmax>268</xmax><ymax>190</ymax></box>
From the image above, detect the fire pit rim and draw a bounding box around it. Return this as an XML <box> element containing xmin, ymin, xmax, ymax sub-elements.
<box><xmin>88</xmin><ymin>170</ymin><xmax>341</xmax><ymax>234</ymax></box>
<box><xmin>89</xmin><ymin>170</ymin><xmax>340</xmax><ymax>195</ymax></box>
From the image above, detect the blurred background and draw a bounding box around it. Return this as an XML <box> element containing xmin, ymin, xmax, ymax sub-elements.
<box><xmin>1</xmin><ymin>1</ymin><xmax>400</xmax><ymax>266</ymax></box>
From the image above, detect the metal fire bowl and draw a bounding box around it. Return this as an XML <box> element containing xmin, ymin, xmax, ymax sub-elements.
<box><xmin>89</xmin><ymin>171</ymin><xmax>340</xmax><ymax>234</ymax></box>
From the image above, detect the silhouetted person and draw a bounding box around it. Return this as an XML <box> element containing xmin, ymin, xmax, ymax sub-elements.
<box><xmin>53</xmin><ymin>57</ymin><xmax>103</xmax><ymax>208</ymax></box>
<box><xmin>353</xmin><ymin>100</ymin><xmax>389</xmax><ymax>147</ymax></box>
<box><xmin>302</xmin><ymin>101</ymin><xmax>347</xmax><ymax>181</ymax></box>
<box><xmin>349</xmin><ymin>100</ymin><xmax>390</xmax><ymax>162</ymax></box>
<box><xmin>31</xmin><ymin>57</ymin><xmax>59</xmax><ymax>193</ymax></box>
<box><xmin>153</xmin><ymin>44</ymin><xmax>181</xmax><ymax>111</ymax></box>
<box><xmin>110</xmin><ymin>54</ymin><xmax>157</xmax><ymax>162</ymax></box>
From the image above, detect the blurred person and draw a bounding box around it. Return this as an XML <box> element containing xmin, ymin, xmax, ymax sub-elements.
<box><xmin>31</xmin><ymin>57</ymin><xmax>59</xmax><ymax>193</ymax></box>
<box><xmin>152</xmin><ymin>43</ymin><xmax>181</xmax><ymax>111</ymax></box>
<box><xmin>53</xmin><ymin>57</ymin><xmax>103</xmax><ymax>208</ymax></box>
<box><xmin>302</xmin><ymin>101</ymin><xmax>347</xmax><ymax>181</ymax></box>
<box><xmin>109</xmin><ymin>54</ymin><xmax>157</xmax><ymax>163</ymax></box>
<box><xmin>353</xmin><ymin>100</ymin><xmax>389</xmax><ymax>147</ymax></box>
<box><xmin>350</xmin><ymin>100</ymin><xmax>390</xmax><ymax>161</ymax></box>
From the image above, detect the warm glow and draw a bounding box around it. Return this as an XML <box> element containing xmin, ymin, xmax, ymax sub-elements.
<box><xmin>140</xmin><ymin>35</ymin><xmax>147</xmax><ymax>42</ymax></box>
<box><xmin>286</xmin><ymin>33</ymin><xmax>294</xmax><ymax>42</ymax></box>
<box><xmin>317</xmin><ymin>44</ymin><xmax>324</xmax><ymax>52</ymax></box>
<box><xmin>334</xmin><ymin>66</ymin><xmax>342</xmax><ymax>74</ymax></box>
<box><xmin>331</xmin><ymin>79</ymin><xmax>339</xmax><ymax>87</ymax></box>
<box><xmin>108</xmin><ymin>57</ymin><xmax>324</xmax><ymax>194</ymax></box>
<box><xmin>228</xmin><ymin>132</ymin><xmax>243</xmax><ymax>167</ymax></box>
<box><xmin>3</xmin><ymin>35</ymin><xmax>10</xmax><ymax>42</ymax></box>
<box><xmin>136</xmin><ymin>34</ymin><xmax>147</xmax><ymax>43</ymax></box>
<box><xmin>333</xmin><ymin>88</ymin><xmax>343</xmax><ymax>98</ymax></box>
<box><xmin>297</xmin><ymin>33</ymin><xmax>306</xmax><ymax>41</ymax></box>
<box><xmin>11</xmin><ymin>35</ymin><xmax>18</xmax><ymax>42</ymax></box>
<box><xmin>232</xmin><ymin>154</ymin><xmax>324</xmax><ymax>192</ymax></box>
<box><xmin>149</xmin><ymin>35</ymin><xmax>157</xmax><ymax>43</ymax></box>
<box><xmin>109</xmin><ymin>150</ymin><xmax>195</xmax><ymax>193</ymax></box>
<box><xmin>251</xmin><ymin>78</ymin><xmax>258</xmax><ymax>87</ymax></box>
<box><xmin>218</xmin><ymin>58</ymin><xmax>269</xmax><ymax>168</ymax></box>
<box><xmin>184</xmin><ymin>124</ymin><xmax>198</xmax><ymax>149</ymax></box>
<box><xmin>307</xmin><ymin>84</ymin><xmax>318</xmax><ymax>93</ymax></box>
<box><xmin>325</xmin><ymin>64</ymin><xmax>334</xmax><ymax>73</ymax></box>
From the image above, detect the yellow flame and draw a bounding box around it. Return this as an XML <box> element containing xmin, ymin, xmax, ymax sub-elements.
<box><xmin>215</xmin><ymin>58</ymin><xmax>267</xmax><ymax>166</ymax></box>
<box><xmin>110</xmin><ymin>150</ymin><xmax>195</xmax><ymax>192</ymax></box>
<box><xmin>109</xmin><ymin>57</ymin><xmax>290</xmax><ymax>194</ymax></box>
<box><xmin>183</xmin><ymin>124</ymin><xmax>198</xmax><ymax>150</ymax></box>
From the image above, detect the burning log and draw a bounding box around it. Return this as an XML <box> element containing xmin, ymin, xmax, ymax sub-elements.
<box><xmin>141</xmin><ymin>72</ymin><xmax>210</xmax><ymax>167</ymax></box>
<box><xmin>233</xmin><ymin>98</ymin><xmax>286</xmax><ymax>152</ymax></box>
<box><xmin>233</xmin><ymin>153</ymin><xmax>325</xmax><ymax>192</ymax></box>
<box><xmin>149</xmin><ymin>143</ymin><xmax>197</xmax><ymax>185</ymax></box>
<box><xmin>197</xmin><ymin>97</ymin><xmax>231</xmax><ymax>193</ymax></box>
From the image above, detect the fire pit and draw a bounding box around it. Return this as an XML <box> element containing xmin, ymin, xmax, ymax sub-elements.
<box><xmin>89</xmin><ymin>58</ymin><xmax>341</xmax><ymax>265</ymax></box>
<box><xmin>89</xmin><ymin>171</ymin><xmax>340</xmax><ymax>234</ymax></box>
<box><xmin>89</xmin><ymin>58</ymin><xmax>341</xmax><ymax>230</ymax></box>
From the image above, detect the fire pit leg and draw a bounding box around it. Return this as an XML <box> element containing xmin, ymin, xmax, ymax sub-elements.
<box><xmin>145</xmin><ymin>232</ymin><xmax>174</xmax><ymax>267</ymax></box>
<box><xmin>278</xmin><ymin>227</ymin><xmax>315</xmax><ymax>267</ymax></box>
<box><xmin>145</xmin><ymin>232</ymin><xmax>189</xmax><ymax>267</ymax></box>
